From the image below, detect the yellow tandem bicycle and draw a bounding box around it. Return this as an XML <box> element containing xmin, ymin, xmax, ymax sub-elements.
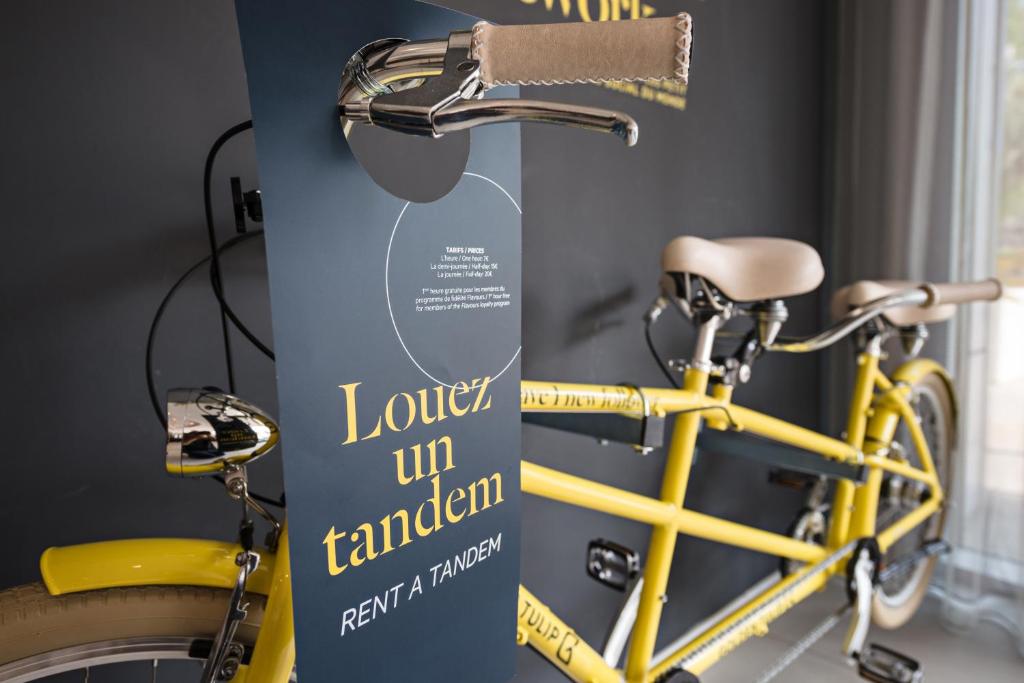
<box><xmin>0</xmin><ymin>238</ymin><xmax>1003</xmax><ymax>682</ymax></box>
<box><xmin>0</xmin><ymin>14</ymin><xmax>1006</xmax><ymax>683</ymax></box>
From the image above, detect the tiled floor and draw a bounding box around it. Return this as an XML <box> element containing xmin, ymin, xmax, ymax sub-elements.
<box><xmin>702</xmin><ymin>584</ymin><xmax>1023</xmax><ymax>682</ymax></box>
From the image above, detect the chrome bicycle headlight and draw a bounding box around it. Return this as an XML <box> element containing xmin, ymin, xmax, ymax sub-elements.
<box><xmin>165</xmin><ymin>388</ymin><xmax>279</xmax><ymax>477</ymax></box>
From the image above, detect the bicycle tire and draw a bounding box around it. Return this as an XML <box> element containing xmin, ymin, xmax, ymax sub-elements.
<box><xmin>871</xmin><ymin>371</ymin><xmax>955</xmax><ymax>629</ymax></box>
<box><xmin>0</xmin><ymin>582</ymin><xmax>265</xmax><ymax>681</ymax></box>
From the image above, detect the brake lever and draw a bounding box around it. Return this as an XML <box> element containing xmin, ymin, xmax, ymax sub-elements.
<box><xmin>338</xmin><ymin>30</ymin><xmax>640</xmax><ymax>146</ymax></box>
<box><xmin>433</xmin><ymin>99</ymin><xmax>639</xmax><ymax>146</ymax></box>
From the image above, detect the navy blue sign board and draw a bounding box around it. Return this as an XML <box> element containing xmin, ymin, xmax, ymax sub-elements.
<box><xmin>234</xmin><ymin>2</ymin><xmax>520</xmax><ymax>680</ymax></box>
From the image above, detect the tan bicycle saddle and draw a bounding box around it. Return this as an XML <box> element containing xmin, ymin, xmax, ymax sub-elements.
<box><xmin>661</xmin><ymin>236</ymin><xmax>824</xmax><ymax>302</ymax></box>
<box><xmin>832</xmin><ymin>280</ymin><xmax>956</xmax><ymax>326</ymax></box>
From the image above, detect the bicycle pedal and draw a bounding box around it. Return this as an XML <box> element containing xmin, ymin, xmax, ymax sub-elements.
<box><xmin>858</xmin><ymin>643</ymin><xmax>923</xmax><ymax>683</ymax></box>
<box><xmin>587</xmin><ymin>539</ymin><xmax>639</xmax><ymax>591</ymax></box>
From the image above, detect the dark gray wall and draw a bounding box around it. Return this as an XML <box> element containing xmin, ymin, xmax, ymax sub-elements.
<box><xmin>0</xmin><ymin>0</ymin><xmax>276</xmax><ymax>576</ymax></box>
<box><xmin>1</xmin><ymin>1</ymin><xmax>826</xmax><ymax>680</ymax></box>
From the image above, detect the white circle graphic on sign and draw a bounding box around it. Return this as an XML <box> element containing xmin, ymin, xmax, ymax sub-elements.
<box><xmin>385</xmin><ymin>172</ymin><xmax>522</xmax><ymax>389</ymax></box>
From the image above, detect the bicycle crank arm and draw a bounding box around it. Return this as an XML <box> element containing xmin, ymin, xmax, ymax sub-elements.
<box><xmin>843</xmin><ymin>545</ymin><xmax>877</xmax><ymax>659</ymax></box>
<box><xmin>877</xmin><ymin>539</ymin><xmax>949</xmax><ymax>585</ymax></box>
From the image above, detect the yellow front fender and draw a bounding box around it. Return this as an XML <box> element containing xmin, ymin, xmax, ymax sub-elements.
<box><xmin>891</xmin><ymin>358</ymin><xmax>958</xmax><ymax>420</ymax></box>
<box><xmin>40</xmin><ymin>536</ymin><xmax>295</xmax><ymax>683</ymax></box>
<box><xmin>40</xmin><ymin>538</ymin><xmax>276</xmax><ymax>596</ymax></box>
<box><xmin>890</xmin><ymin>357</ymin><xmax>952</xmax><ymax>387</ymax></box>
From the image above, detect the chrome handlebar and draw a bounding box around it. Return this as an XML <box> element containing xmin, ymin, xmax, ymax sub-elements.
<box><xmin>337</xmin><ymin>32</ymin><xmax>639</xmax><ymax>145</ymax></box>
<box><xmin>765</xmin><ymin>288</ymin><xmax>931</xmax><ymax>354</ymax></box>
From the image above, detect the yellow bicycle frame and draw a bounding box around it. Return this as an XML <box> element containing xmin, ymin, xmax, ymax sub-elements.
<box><xmin>514</xmin><ymin>352</ymin><xmax>948</xmax><ymax>682</ymax></box>
<box><xmin>38</xmin><ymin>352</ymin><xmax>948</xmax><ymax>682</ymax></box>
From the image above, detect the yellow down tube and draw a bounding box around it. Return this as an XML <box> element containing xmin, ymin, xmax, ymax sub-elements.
<box><xmin>517</xmin><ymin>585</ymin><xmax>620</xmax><ymax>683</ymax></box>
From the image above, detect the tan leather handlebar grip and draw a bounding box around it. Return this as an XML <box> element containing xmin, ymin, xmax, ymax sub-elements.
<box><xmin>470</xmin><ymin>14</ymin><xmax>692</xmax><ymax>88</ymax></box>
<box><xmin>922</xmin><ymin>278</ymin><xmax>1003</xmax><ymax>306</ymax></box>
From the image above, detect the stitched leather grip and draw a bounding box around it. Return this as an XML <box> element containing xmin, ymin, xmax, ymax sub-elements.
<box><xmin>470</xmin><ymin>14</ymin><xmax>692</xmax><ymax>88</ymax></box>
<box><xmin>922</xmin><ymin>278</ymin><xmax>1003</xmax><ymax>306</ymax></box>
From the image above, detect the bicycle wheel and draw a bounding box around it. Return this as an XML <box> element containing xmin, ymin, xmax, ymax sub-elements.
<box><xmin>0</xmin><ymin>583</ymin><xmax>265</xmax><ymax>681</ymax></box>
<box><xmin>871</xmin><ymin>371</ymin><xmax>955</xmax><ymax>629</ymax></box>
